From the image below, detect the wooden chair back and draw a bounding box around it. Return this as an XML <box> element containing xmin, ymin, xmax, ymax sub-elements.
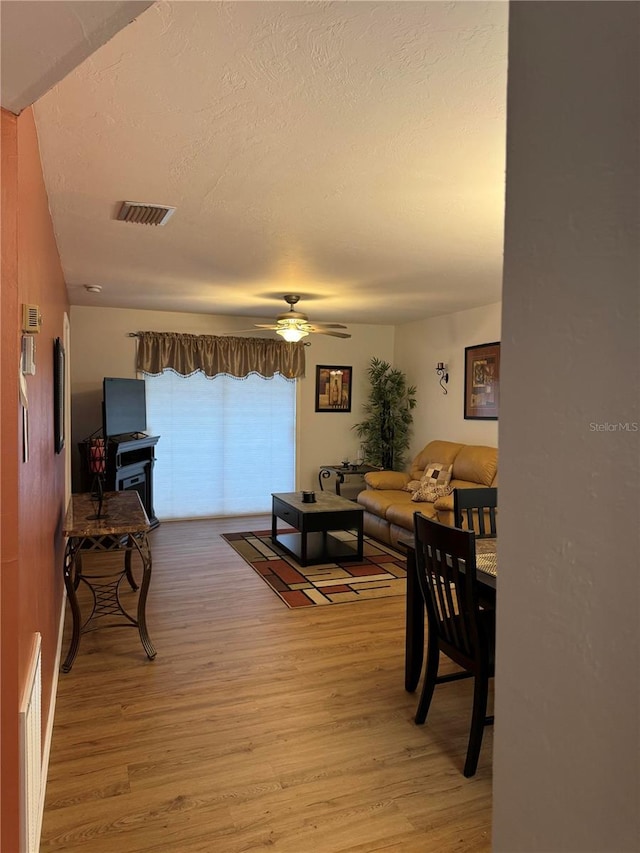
<box><xmin>413</xmin><ymin>512</ymin><xmax>495</xmax><ymax>776</ymax></box>
<box><xmin>413</xmin><ymin>513</ymin><xmax>484</xmax><ymax>668</ymax></box>
<box><xmin>453</xmin><ymin>487</ymin><xmax>497</xmax><ymax>538</ymax></box>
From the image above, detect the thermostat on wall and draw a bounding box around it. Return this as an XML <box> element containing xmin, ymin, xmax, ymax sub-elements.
<box><xmin>21</xmin><ymin>335</ymin><xmax>36</xmax><ymax>375</ymax></box>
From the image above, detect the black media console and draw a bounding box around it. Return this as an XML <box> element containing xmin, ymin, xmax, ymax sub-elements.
<box><xmin>79</xmin><ymin>434</ymin><xmax>160</xmax><ymax>529</ymax></box>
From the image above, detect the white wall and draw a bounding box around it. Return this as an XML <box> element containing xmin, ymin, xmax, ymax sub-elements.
<box><xmin>69</xmin><ymin>305</ymin><xmax>394</xmax><ymax>496</ymax></box>
<box><xmin>70</xmin><ymin>301</ymin><xmax>503</xmax><ymax>499</ymax></box>
<box><xmin>296</xmin><ymin>329</ymin><xmax>395</xmax><ymax>490</ymax></box>
<box><xmin>395</xmin><ymin>302</ymin><xmax>501</xmax><ymax>457</ymax></box>
<box><xmin>494</xmin><ymin>3</ymin><xmax>639</xmax><ymax>851</ymax></box>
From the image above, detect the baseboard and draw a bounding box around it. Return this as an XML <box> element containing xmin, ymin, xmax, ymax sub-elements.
<box><xmin>35</xmin><ymin>589</ymin><xmax>66</xmax><ymax>852</ymax></box>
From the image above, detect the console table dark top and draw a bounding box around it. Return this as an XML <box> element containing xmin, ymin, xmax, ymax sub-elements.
<box><xmin>63</xmin><ymin>491</ymin><xmax>150</xmax><ymax>538</ymax></box>
<box><xmin>319</xmin><ymin>464</ymin><xmax>380</xmax><ymax>476</ymax></box>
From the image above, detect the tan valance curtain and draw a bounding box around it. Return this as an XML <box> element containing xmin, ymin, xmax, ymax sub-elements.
<box><xmin>134</xmin><ymin>331</ymin><xmax>305</xmax><ymax>380</ymax></box>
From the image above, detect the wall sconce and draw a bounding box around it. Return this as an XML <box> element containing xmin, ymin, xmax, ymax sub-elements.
<box><xmin>436</xmin><ymin>362</ymin><xmax>449</xmax><ymax>394</ymax></box>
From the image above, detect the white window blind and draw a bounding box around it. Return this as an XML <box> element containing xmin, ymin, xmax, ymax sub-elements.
<box><xmin>144</xmin><ymin>370</ymin><xmax>296</xmax><ymax>519</ymax></box>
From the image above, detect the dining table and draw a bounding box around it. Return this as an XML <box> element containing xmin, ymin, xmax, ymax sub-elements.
<box><xmin>399</xmin><ymin>533</ymin><xmax>497</xmax><ymax>693</ymax></box>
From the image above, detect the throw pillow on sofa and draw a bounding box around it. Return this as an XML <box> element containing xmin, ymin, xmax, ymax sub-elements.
<box><xmin>411</xmin><ymin>463</ymin><xmax>453</xmax><ymax>503</ymax></box>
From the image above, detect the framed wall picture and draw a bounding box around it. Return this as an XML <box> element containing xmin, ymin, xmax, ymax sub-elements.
<box><xmin>54</xmin><ymin>337</ymin><xmax>65</xmax><ymax>453</ymax></box>
<box><xmin>315</xmin><ymin>365</ymin><xmax>352</xmax><ymax>412</ymax></box>
<box><xmin>464</xmin><ymin>342</ymin><xmax>500</xmax><ymax>420</ymax></box>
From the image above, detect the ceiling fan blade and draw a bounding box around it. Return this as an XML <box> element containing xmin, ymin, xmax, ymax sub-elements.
<box><xmin>310</xmin><ymin>329</ymin><xmax>352</xmax><ymax>339</ymax></box>
<box><xmin>310</xmin><ymin>322</ymin><xmax>348</xmax><ymax>329</ymax></box>
<box><xmin>217</xmin><ymin>328</ymin><xmax>274</xmax><ymax>336</ymax></box>
<box><xmin>253</xmin><ymin>324</ymin><xmax>280</xmax><ymax>329</ymax></box>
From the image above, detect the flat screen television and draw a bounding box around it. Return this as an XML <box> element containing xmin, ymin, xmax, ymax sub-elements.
<box><xmin>103</xmin><ymin>377</ymin><xmax>147</xmax><ymax>438</ymax></box>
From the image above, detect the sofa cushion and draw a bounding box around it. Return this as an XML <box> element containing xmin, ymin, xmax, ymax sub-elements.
<box><xmin>364</xmin><ymin>470</ymin><xmax>410</xmax><ymax>490</ymax></box>
<box><xmin>358</xmin><ymin>488</ymin><xmax>408</xmax><ymax>518</ymax></box>
<box><xmin>452</xmin><ymin>445</ymin><xmax>498</xmax><ymax>487</ymax></box>
<box><xmin>387</xmin><ymin>499</ymin><xmax>436</xmax><ymax>529</ymax></box>
<box><xmin>434</xmin><ymin>479</ymin><xmax>493</xmax><ymax>510</ymax></box>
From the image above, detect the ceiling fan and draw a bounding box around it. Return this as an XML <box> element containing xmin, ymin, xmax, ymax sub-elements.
<box><xmin>250</xmin><ymin>295</ymin><xmax>351</xmax><ymax>342</ymax></box>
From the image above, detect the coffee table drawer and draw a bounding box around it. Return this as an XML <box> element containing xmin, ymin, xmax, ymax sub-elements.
<box><xmin>272</xmin><ymin>497</ymin><xmax>301</xmax><ymax>529</ymax></box>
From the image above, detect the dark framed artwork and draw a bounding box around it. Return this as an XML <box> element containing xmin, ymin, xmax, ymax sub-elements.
<box><xmin>315</xmin><ymin>365</ymin><xmax>352</xmax><ymax>412</ymax></box>
<box><xmin>53</xmin><ymin>337</ymin><xmax>65</xmax><ymax>453</ymax></box>
<box><xmin>464</xmin><ymin>342</ymin><xmax>500</xmax><ymax>420</ymax></box>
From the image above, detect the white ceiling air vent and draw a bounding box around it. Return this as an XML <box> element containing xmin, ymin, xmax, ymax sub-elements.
<box><xmin>116</xmin><ymin>201</ymin><xmax>176</xmax><ymax>226</ymax></box>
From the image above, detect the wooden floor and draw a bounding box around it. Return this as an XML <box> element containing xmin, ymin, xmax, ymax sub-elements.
<box><xmin>40</xmin><ymin>516</ymin><xmax>493</xmax><ymax>852</ymax></box>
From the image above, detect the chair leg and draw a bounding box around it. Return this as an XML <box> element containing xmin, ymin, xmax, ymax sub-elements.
<box><xmin>463</xmin><ymin>672</ymin><xmax>489</xmax><ymax>777</ymax></box>
<box><xmin>415</xmin><ymin>636</ymin><xmax>439</xmax><ymax>724</ymax></box>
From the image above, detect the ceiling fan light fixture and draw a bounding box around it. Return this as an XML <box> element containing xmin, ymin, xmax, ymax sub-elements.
<box><xmin>276</xmin><ymin>327</ymin><xmax>309</xmax><ymax>343</ymax></box>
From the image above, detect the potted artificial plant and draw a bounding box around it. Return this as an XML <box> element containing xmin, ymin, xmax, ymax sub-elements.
<box><xmin>353</xmin><ymin>357</ymin><xmax>417</xmax><ymax>470</ymax></box>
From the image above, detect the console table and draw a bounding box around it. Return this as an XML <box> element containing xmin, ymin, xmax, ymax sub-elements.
<box><xmin>318</xmin><ymin>464</ymin><xmax>379</xmax><ymax>499</ymax></box>
<box><xmin>61</xmin><ymin>491</ymin><xmax>156</xmax><ymax>672</ymax></box>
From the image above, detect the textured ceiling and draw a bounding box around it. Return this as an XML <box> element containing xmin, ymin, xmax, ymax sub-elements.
<box><xmin>28</xmin><ymin>1</ymin><xmax>509</xmax><ymax>326</ymax></box>
<box><xmin>0</xmin><ymin>1</ymin><xmax>154</xmax><ymax>113</ymax></box>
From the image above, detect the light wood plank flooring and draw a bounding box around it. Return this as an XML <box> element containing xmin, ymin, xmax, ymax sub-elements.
<box><xmin>41</xmin><ymin>516</ymin><xmax>492</xmax><ymax>852</ymax></box>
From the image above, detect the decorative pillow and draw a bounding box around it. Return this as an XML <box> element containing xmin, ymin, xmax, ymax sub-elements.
<box><xmin>402</xmin><ymin>479</ymin><xmax>422</xmax><ymax>493</ymax></box>
<box><xmin>410</xmin><ymin>463</ymin><xmax>453</xmax><ymax>503</ymax></box>
<box><xmin>411</xmin><ymin>482</ymin><xmax>453</xmax><ymax>503</ymax></box>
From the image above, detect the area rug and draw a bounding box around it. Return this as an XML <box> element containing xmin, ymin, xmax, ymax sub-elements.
<box><xmin>221</xmin><ymin>529</ymin><xmax>407</xmax><ymax>608</ymax></box>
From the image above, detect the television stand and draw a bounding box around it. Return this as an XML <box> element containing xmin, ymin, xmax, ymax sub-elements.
<box><xmin>79</xmin><ymin>434</ymin><xmax>160</xmax><ymax>528</ymax></box>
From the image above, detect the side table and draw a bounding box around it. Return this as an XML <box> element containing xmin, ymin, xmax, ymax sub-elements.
<box><xmin>61</xmin><ymin>490</ymin><xmax>156</xmax><ymax>672</ymax></box>
<box><xmin>318</xmin><ymin>464</ymin><xmax>379</xmax><ymax>500</ymax></box>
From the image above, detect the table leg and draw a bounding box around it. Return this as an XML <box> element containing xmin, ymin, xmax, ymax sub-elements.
<box><xmin>133</xmin><ymin>533</ymin><xmax>156</xmax><ymax>660</ymax></box>
<box><xmin>61</xmin><ymin>541</ymin><xmax>82</xmax><ymax>673</ymax></box>
<box><xmin>124</xmin><ymin>537</ymin><xmax>139</xmax><ymax>591</ymax></box>
<box><xmin>73</xmin><ymin>550</ymin><xmax>83</xmax><ymax>590</ymax></box>
<box><xmin>405</xmin><ymin>546</ymin><xmax>424</xmax><ymax>692</ymax></box>
<box><xmin>356</xmin><ymin>517</ymin><xmax>364</xmax><ymax>561</ymax></box>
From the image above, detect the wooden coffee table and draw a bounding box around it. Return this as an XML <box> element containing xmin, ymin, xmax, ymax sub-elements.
<box><xmin>271</xmin><ymin>492</ymin><xmax>364</xmax><ymax>567</ymax></box>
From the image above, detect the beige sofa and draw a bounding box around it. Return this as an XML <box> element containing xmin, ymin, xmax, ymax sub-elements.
<box><xmin>357</xmin><ymin>439</ymin><xmax>498</xmax><ymax>548</ymax></box>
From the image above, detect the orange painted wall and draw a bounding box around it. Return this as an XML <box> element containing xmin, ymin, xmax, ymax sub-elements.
<box><xmin>1</xmin><ymin>106</ymin><xmax>21</xmax><ymax>853</ymax></box>
<box><xmin>1</xmin><ymin>105</ymin><xmax>69</xmax><ymax>852</ymax></box>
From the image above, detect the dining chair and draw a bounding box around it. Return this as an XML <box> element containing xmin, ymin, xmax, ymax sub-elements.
<box><xmin>453</xmin><ymin>487</ymin><xmax>497</xmax><ymax>538</ymax></box>
<box><xmin>413</xmin><ymin>513</ymin><xmax>495</xmax><ymax>777</ymax></box>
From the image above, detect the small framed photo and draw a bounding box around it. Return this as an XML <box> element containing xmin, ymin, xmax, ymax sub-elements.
<box><xmin>315</xmin><ymin>365</ymin><xmax>352</xmax><ymax>412</ymax></box>
<box><xmin>464</xmin><ymin>342</ymin><xmax>500</xmax><ymax>420</ymax></box>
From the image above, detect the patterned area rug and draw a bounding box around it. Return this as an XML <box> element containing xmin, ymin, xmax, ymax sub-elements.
<box><xmin>221</xmin><ymin>529</ymin><xmax>407</xmax><ymax>608</ymax></box>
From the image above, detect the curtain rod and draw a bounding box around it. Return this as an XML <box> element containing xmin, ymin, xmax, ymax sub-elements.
<box><xmin>127</xmin><ymin>331</ymin><xmax>309</xmax><ymax>346</ymax></box>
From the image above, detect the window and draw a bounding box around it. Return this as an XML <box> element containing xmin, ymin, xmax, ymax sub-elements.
<box><xmin>144</xmin><ymin>370</ymin><xmax>296</xmax><ymax>519</ymax></box>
